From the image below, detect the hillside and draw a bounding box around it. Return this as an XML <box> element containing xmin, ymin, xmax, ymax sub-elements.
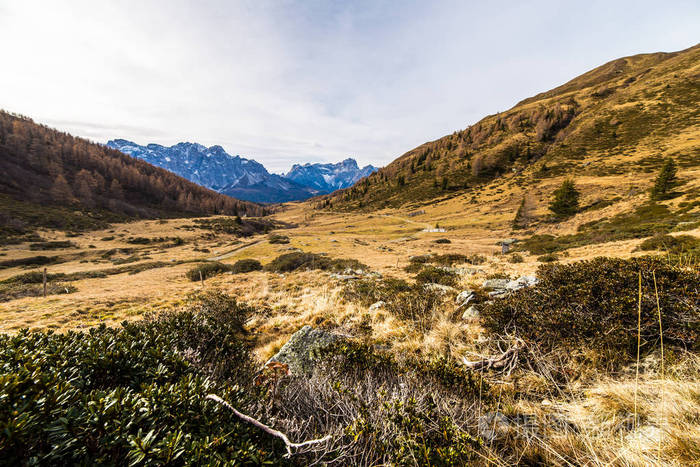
<box><xmin>107</xmin><ymin>139</ymin><xmax>319</xmax><ymax>203</ymax></box>
<box><xmin>322</xmin><ymin>44</ymin><xmax>699</xmax><ymax>210</ymax></box>
<box><xmin>0</xmin><ymin>111</ymin><xmax>268</xmax><ymax>243</ymax></box>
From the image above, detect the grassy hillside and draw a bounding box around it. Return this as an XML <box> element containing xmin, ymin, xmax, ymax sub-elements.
<box><xmin>0</xmin><ymin>111</ymin><xmax>269</xmax><ymax>244</ymax></box>
<box><xmin>322</xmin><ymin>44</ymin><xmax>699</xmax><ymax>210</ymax></box>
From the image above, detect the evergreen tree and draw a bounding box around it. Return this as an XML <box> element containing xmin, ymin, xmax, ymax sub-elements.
<box><xmin>650</xmin><ymin>157</ymin><xmax>677</xmax><ymax>200</ymax></box>
<box><xmin>549</xmin><ymin>178</ymin><xmax>580</xmax><ymax>218</ymax></box>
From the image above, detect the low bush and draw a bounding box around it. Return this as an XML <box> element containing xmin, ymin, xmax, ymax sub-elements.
<box><xmin>405</xmin><ymin>253</ymin><xmax>485</xmax><ymax>273</ymax></box>
<box><xmin>265</xmin><ymin>252</ymin><xmax>367</xmax><ymax>273</ymax></box>
<box><xmin>415</xmin><ymin>266</ymin><xmax>460</xmax><ymax>287</ymax></box>
<box><xmin>185</xmin><ymin>261</ymin><xmax>232</xmax><ymax>281</ymax></box>
<box><xmin>0</xmin><ymin>255</ymin><xmax>59</xmax><ymax>270</ymax></box>
<box><xmin>268</xmin><ymin>233</ymin><xmax>290</xmax><ymax>244</ymax></box>
<box><xmin>0</xmin><ymin>291</ymin><xmax>288</xmax><ymax>465</ymax></box>
<box><xmin>481</xmin><ymin>257</ymin><xmax>700</xmax><ymax>361</ymax></box>
<box><xmin>537</xmin><ymin>253</ymin><xmax>559</xmax><ymax>262</ymax></box>
<box><xmin>231</xmin><ymin>258</ymin><xmax>263</xmax><ymax>274</ymax></box>
<box><xmin>636</xmin><ymin>233</ymin><xmax>700</xmax><ymax>259</ymax></box>
<box><xmin>433</xmin><ymin>238</ymin><xmax>451</xmax><ymax>244</ymax></box>
<box><xmin>28</xmin><ymin>240</ymin><xmax>75</xmax><ymax>250</ymax></box>
<box><xmin>508</xmin><ymin>253</ymin><xmax>524</xmax><ymax>263</ymax></box>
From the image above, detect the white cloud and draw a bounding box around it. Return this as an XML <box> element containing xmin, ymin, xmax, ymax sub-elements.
<box><xmin>1</xmin><ymin>0</ymin><xmax>698</xmax><ymax>172</ymax></box>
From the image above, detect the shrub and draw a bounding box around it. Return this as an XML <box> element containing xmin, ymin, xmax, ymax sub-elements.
<box><xmin>231</xmin><ymin>258</ymin><xmax>263</xmax><ymax>274</ymax></box>
<box><xmin>415</xmin><ymin>266</ymin><xmax>459</xmax><ymax>287</ymax></box>
<box><xmin>481</xmin><ymin>257</ymin><xmax>700</xmax><ymax>360</ymax></box>
<box><xmin>508</xmin><ymin>253</ymin><xmax>524</xmax><ymax>263</ymax></box>
<box><xmin>265</xmin><ymin>252</ymin><xmax>367</xmax><ymax>273</ymax></box>
<box><xmin>28</xmin><ymin>240</ymin><xmax>75</xmax><ymax>250</ymax></box>
<box><xmin>537</xmin><ymin>253</ymin><xmax>559</xmax><ymax>262</ymax></box>
<box><xmin>434</xmin><ymin>238</ymin><xmax>451</xmax><ymax>244</ymax></box>
<box><xmin>185</xmin><ymin>261</ymin><xmax>232</xmax><ymax>281</ymax></box>
<box><xmin>0</xmin><ymin>255</ymin><xmax>58</xmax><ymax>269</ymax></box>
<box><xmin>637</xmin><ymin>234</ymin><xmax>700</xmax><ymax>258</ymax></box>
<box><xmin>0</xmin><ymin>292</ymin><xmax>287</xmax><ymax>465</ymax></box>
<box><xmin>268</xmin><ymin>233</ymin><xmax>290</xmax><ymax>244</ymax></box>
<box><xmin>548</xmin><ymin>178</ymin><xmax>580</xmax><ymax>218</ymax></box>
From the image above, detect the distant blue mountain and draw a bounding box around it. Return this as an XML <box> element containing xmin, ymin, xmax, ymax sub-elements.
<box><xmin>107</xmin><ymin>139</ymin><xmax>378</xmax><ymax>203</ymax></box>
<box><xmin>284</xmin><ymin>158</ymin><xmax>378</xmax><ymax>194</ymax></box>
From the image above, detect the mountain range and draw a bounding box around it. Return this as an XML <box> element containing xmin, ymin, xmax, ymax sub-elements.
<box><xmin>106</xmin><ymin>140</ymin><xmax>378</xmax><ymax>203</ymax></box>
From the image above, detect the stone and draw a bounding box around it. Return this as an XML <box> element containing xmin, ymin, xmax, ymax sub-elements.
<box><xmin>455</xmin><ymin>289</ymin><xmax>475</xmax><ymax>307</ymax></box>
<box><xmin>369</xmin><ymin>301</ymin><xmax>386</xmax><ymax>311</ymax></box>
<box><xmin>483</xmin><ymin>278</ymin><xmax>510</xmax><ymax>289</ymax></box>
<box><xmin>461</xmin><ymin>305</ymin><xmax>479</xmax><ymax>320</ymax></box>
<box><xmin>267</xmin><ymin>325</ymin><xmax>341</xmax><ymax>375</ymax></box>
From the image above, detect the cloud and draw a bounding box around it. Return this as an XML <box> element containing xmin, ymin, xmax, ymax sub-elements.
<box><xmin>1</xmin><ymin>0</ymin><xmax>698</xmax><ymax>172</ymax></box>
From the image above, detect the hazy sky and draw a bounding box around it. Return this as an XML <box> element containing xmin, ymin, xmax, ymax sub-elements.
<box><xmin>1</xmin><ymin>1</ymin><xmax>698</xmax><ymax>173</ymax></box>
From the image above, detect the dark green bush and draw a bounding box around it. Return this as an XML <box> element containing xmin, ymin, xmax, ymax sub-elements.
<box><xmin>0</xmin><ymin>291</ymin><xmax>288</xmax><ymax>465</ymax></box>
<box><xmin>185</xmin><ymin>261</ymin><xmax>232</xmax><ymax>281</ymax></box>
<box><xmin>415</xmin><ymin>266</ymin><xmax>459</xmax><ymax>287</ymax></box>
<box><xmin>637</xmin><ymin>234</ymin><xmax>700</xmax><ymax>258</ymax></box>
<box><xmin>508</xmin><ymin>253</ymin><xmax>524</xmax><ymax>263</ymax></box>
<box><xmin>231</xmin><ymin>258</ymin><xmax>263</xmax><ymax>274</ymax></box>
<box><xmin>0</xmin><ymin>255</ymin><xmax>59</xmax><ymax>269</ymax></box>
<box><xmin>481</xmin><ymin>257</ymin><xmax>700</xmax><ymax>360</ymax></box>
<box><xmin>265</xmin><ymin>252</ymin><xmax>367</xmax><ymax>273</ymax></box>
<box><xmin>268</xmin><ymin>233</ymin><xmax>290</xmax><ymax>244</ymax></box>
<box><xmin>433</xmin><ymin>238</ymin><xmax>451</xmax><ymax>244</ymax></box>
<box><xmin>28</xmin><ymin>241</ymin><xmax>75</xmax><ymax>250</ymax></box>
<box><xmin>537</xmin><ymin>253</ymin><xmax>559</xmax><ymax>262</ymax></box>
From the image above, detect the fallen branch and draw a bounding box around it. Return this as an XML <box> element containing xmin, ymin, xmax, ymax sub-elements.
<box><xmin>462</xmin><ymin>343</ymin><xmax>524</xmax><ymax>374</ymax></box>
<box><xmin>206</xmin><ymin>394</ymin><xmax>332</xmax><ymax>457</ymax></box>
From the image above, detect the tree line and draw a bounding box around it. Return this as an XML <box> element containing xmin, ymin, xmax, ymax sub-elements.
<box><xmin>0</xmin><ymin>111</ymin><xmax>268</xmax><ymax>219</ymax></box>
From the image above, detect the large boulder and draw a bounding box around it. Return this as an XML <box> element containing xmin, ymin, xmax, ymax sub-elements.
<box><xmin>267</xmin><ymin>325</ymin><xmax>341</xmax><ymax>375</ymax></box>
<box><xmin>484</xmin><ymin>276</ymin><xmax>539</xmax><ymax>298</ymax></box>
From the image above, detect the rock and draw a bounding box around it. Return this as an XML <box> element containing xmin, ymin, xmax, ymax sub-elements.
<box><xmin>267</xmin><ymin>325</ymin><xmax>341</xmax><ymax>375</ymax></box>
<box><xmin>483</xmin><ymin>278</ymin><xmax>510</xmax><ymax>289</ymax></box>
<box><xmin>331</xmin><ymin>273</ymin><xmax>360</xmax><ymax>281</ymax></box>
<box><xmin>423</xmin><ymin>283</ymin><xmax>457</xmax><ymax>294</ymax></box>
<box><xmin>369</xmin><ymin>301</ymin><xmax>386</xmax><ymax>311</ymax></box>
<box><xmin>330</xmin><ymin>239</ymin><xmax>338</xmax><ymax>243</ymax></box>
<box><xmin>462</xmin><ymin>305</ymin><xmax>479</xmax><ymax>320</ymax></box>
<box><xmin>422</xmin><ymin>228</ymin><xmax>446</xmax><ymax>233</ymax></box>
<box><xmin>407</xmin><ymin>209</ymin><xmax>425</xmax><ymax>217</ymax></box>
<box><xmin>455</xmin><ymin>289</ymin><xmax>475</xmax><ymax>307</ymax></box>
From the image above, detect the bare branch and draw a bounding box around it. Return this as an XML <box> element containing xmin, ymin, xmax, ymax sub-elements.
<box><xmin>206</xmin><ymin>394</ymin><xmax>332</xmax><ymax>457</ymax></box>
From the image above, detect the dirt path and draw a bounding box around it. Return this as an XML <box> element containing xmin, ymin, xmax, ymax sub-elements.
<box><xmin>207</xmin><ymin>240</ymin><xmax>262</xmax><ymax>261</ymax></box>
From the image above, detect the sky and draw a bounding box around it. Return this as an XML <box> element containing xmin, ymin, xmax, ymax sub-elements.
<box><xmin>1</xmin><ymin>1</ymin><xmax>698</xmax><ymax>173</ymax></box>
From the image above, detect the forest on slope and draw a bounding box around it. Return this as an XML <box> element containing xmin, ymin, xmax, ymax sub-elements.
<box><xmin>0</xmin><ymin>111</ymin><xmax>268</xmax><ymax>242</ymax></box>
<box><xmin>321</xmin><ymin>44</ymin><xmax>699</xmax><ymax>210</ymax></box>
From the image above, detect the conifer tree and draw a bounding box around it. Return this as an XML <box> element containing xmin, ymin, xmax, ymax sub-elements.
<box><xmin>650</xmin><ymin>157</ymin><xmax>677</xmax><ymax>200</ymax></box>
<box><xmin>549</xmin><ymin>178</ymin><xmax>580</xmax><ymax>218</ymax></box>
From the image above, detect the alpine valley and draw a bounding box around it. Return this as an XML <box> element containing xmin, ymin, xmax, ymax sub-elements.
<box><xmin>106</xmin><ymin>139</ymin><xmax>378</xmax><ymax>203</ymax></box>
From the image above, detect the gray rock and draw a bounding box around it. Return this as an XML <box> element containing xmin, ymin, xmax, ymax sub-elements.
<box><xmin>331</xmin><ymin>273</ymin><xmax>360</xmax><ymax>281</ymax></box>
<box><xmin>462</xmin><ymin>305</ymin><xmax>480</xmax><ymax>320</ymax></box>
<box><xmin>483</xmin><ymin>278</ymin><xmax>510</xmax><ymax>289</ymax></box>
<box><xmin>455</xmin><ymin>289</ymin><xmax>475</xmax><ymax>307</ymax></box>
<box><xmin>369</xmin><ymin>301</ymin><xmax>386</xmax><ymax>311</ymax></box>
<box><xmin>267</xmin><ymin>325</ymin><xmax>341</xmax><ymax>375</ymax></box>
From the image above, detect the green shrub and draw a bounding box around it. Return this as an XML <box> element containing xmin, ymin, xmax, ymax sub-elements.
<box><xmin>415</xmin><ymin>266</ymin><xmax>459</xmax><ymax>287</ymax></box>
<box><xmin>231</xmin><ymin>258</ymin><xmax>263</xmax><ymax>274</ymax></box>
<box><xmin>0</xmin><ymin>292</ymin><xmax>287</xmax><ymax>465</ymax></box>
<box><xmin>265</xmin><ymin>252</ymin><xmax>367</xmax><ymax>273</ymax></box>
<box><xmin>185</xmin><ymin>262</ymin><xmax>232</xmax><ymax>281</ymax></box>
<box><xmin>650</xmin><ymin>157</ymin><xmax>678</xmax><ymax>200</ymax></box>
<box><xmin>481</xmin><ymin>257</ymin><xmax>700</xmax><ymax>361</ymax></box>
<box><xmin>637</xmin><ymin>234</ymin><xmax>700</xmax><ymax>258</ymax></box>
<box><xmin>508</xmin><ymin>253</ymin><xmax>524</xmax><ymax>263</ymax></box>
<box><xmin>0</xmin><ymin>255</ymin><xmax>59</xmax><ymax>270</ymax></box>
<box><xmin>537</xmin><ymin>253</ymin><xmax>559</xmax><ymax>262</ymax></box>
<box><xmin>433</xmin><ymin>238</ymin><xmax>451</xmax><ymax>244</ymax></box>
<box><xmin>28</xmin><ymin>240</ymin><xmax>75</xmax><ymax>250</ymax></box>
<box><xmin>268</xmin><ymin>233</ymin><xmax>290</xmax><ymax>244</ymax></box>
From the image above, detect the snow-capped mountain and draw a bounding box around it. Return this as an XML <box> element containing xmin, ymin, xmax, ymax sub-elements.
<box><xmin>106</xmin><ymin>139</ymin><xmax>318</xmax><ymax>203</ymax></box>
<box><xmin>284</xmin><ymin>158</ymin><xmax>378</xmax><ymax>194</ymax></box>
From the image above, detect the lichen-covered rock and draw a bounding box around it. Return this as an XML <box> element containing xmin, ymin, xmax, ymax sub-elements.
<box><xmin>369</xmin><ymin>301</ymin><xmax>386</xmax><ymax>311</ymax></box>
<box><xmin>267</xmin><ymin>325</ymin><xmax>341</xmax><ymax>375</ymax></box>
<box><xmin>423</xmin><ymin>283</ymin><xmax>457</xmax><ymax>294</ymax></box>
<box><xmin>455</xmin><ymin>289</ymin><xmax>474</xmax><ymax>307</ymax></box>
<box><xmin>462</xmin><ymin>305</ymin><xmax>480</xmax><ymax>320</ymax></box>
